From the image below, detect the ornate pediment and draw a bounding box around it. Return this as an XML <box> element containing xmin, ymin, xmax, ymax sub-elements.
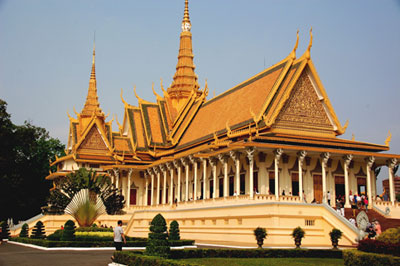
<box><xmin>272</xmin><ymin>70</ymin><xmax>334</xmax><ymax>135</ymax></box>
<box><xmin>77</xmin><ymin>125</ymin><xmax>108</xmax><ymax>154</ymax></box>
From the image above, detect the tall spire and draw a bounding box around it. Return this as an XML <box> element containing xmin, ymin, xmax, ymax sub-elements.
<box><xmin>167</xmin><ymin>0</ymin><xmax>200</xmax><ymax>112</ymax></box>
<box><xmin>81</xmin><ymin>40</ymin><xmax>103</xmax><ymax>117</ymax></box>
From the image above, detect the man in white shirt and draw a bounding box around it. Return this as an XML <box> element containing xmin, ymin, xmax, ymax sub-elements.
<box><xmin>113</xmin><ymin>220</ymin><xmax>126</xmax><ymax>251</ymax></box>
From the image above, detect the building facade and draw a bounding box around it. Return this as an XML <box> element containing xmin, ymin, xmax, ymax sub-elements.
<box><xmin>42</xmin><ymin>0</ymin><xmax>400</xmax><ymax>246</ymax></box>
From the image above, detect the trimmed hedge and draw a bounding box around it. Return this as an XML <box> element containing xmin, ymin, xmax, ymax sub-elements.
<box><xmin>343</xmin><ymin>249</ymin><xmax>400</xmax><ymax>266</ymax></box>
<box><xmin>358</xmin><ymin>239</ymin><xmax>400</xmax><ymax>257</ymax></box>
<box><xmin>168</xmin><ymin>248</ymin><xmax>343</xmax><ymax>259</ymax></box>
<box><xmin>11</xmin><ymin>237</ymin><xmax>194</xmax><ymax>248</ymax></box>
<box><xmin>113</xmin><ymin>251</ymin><xmax>201</xmax><ymax>266</ymax></box>
<box><xmin>76</xmin><ymin>227</ymin><xmax>113</xmax><ymax>232</ymax></box>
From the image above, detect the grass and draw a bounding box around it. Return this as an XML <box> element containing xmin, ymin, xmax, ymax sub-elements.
<box><xmin>179</xmin><ymin>257</ymin><xmax>344</xmax><ymax>266</ymax></box>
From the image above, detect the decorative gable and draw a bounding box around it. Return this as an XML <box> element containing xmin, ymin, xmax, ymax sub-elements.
<box><xmin>77</xmin><ymin>125</ymin><xmax>109</xmax><ymax>154</ymax></box>
<box><xmin>272</xmin><ymin>70</ymin><xmax>334</xmax><ymax>136</ymax></box>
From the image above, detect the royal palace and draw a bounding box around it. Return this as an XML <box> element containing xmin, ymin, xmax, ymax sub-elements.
<box><xmin>18</xmin><ymin>1</ymin><xmax>400</xmax><ymax>247</ymax></box>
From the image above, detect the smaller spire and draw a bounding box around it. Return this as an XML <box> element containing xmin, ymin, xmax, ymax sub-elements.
<box><xmin>305</xmin><ymin>27</ymin><xmax>313</xmax><ymax>60</ymax></box>
<box><xmin>181</xmin><ymin>0</ymin><xmax>191</xmax><ymax>32</ymax></box>
<box><xmin>90</xmin><ymin>37</ymin><xmax>96</xmax><ymax>80</ymax></box>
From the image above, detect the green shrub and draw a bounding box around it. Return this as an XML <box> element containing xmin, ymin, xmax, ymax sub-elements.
<box><xmin>0</xmin><ymin>221</ymin><xmax>10</xmax><ymax>240</ymax></box>
<box><xmin>358</xmin><ymin>239</ymin><xmax>400</xmax><ymax>257</ymax></box>
<box><xmin>61</xmin><ymin>220</ymin><xmax>76</xmax><ymax>241</ymax></box>
<box><xmin>168</xmin><ymin>248</ymin><xmax>343</xmax><ymax>259</ymax></box>
<box><xmin>146</xmin><ymin>213</ymin><xmax>170</xmax><ymax>257</ymax></box>
<box><xmin>254</xmin><ymin>227</ymin><xmax>267</xmax><ymax>248</ymax></box>
<box><xmin>343</xmin><ymin>249</ymin><xmax>400</xmax><ymax>266</ymax></box>
<box><xmin>113</xmin><ymin>251</ymin><xmax>201</xmax><ymax>266</ymax></box>
<box><xmin>377</xmin><ymin>227</ymin><xmax>400</xmax><ymax>244</ymax></box>
<box><xmin>19</xmin><ymin>223</ymin><xmax>29</xmax><ymax>238</ymax></box>
<box><xmin>31</xmin><ymin>221</ymin><xmax>45</xmax><ymax>239</ymax></box>
<box><xmin>292</xmin><ymin>226</ymin><xmax>305</xmax><ymax>248</ymax></box>
<box><xmin>76</xmin><ymin>227</ymin><xmax>113</xmax><ymax>232</ymax></box>
<box><xmin>47</xmin><ymin>229</ymin><xmax>63</xmax><ymax>241</ymax></box>
<box><xmin>169</xmin><ymin>220</ymin><xmax>180</xmax><ymax>241</ymax></box>
<box><xmin>329</xmin><ymin>228</ymin><xmax>342</xmax><ymax>249</ymax></box>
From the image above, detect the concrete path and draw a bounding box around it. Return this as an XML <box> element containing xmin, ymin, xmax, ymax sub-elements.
<box><xmin>0</xmin><ymin>242</ymin><xmax>113</xmax><ymax>266</ymax></box>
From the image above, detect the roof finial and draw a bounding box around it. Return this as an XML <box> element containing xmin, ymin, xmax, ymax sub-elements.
<box><xmin>306</xmin><ymin>27</ymin><xmax>313</xmax><ymax>60</ymax></box>
<box><xmin>290</xmin><ymin>30</ymin><xmax>299</xmax><ymax>60</ymax></box>
<box><xmin>182</xmin><ymin>0</ymin><xmax>191</xmax><ymax>32</ymax></box>
<box><xmin>91</xmin><ymin>32</ymin><xmax>96</xmax><ymax>79</ymax></box>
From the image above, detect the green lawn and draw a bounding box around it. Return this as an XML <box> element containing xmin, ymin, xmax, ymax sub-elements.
<box><xmin>179</xmin><ymin>257</ymin><xmax>344</xmax><ymax>266</ymax></box>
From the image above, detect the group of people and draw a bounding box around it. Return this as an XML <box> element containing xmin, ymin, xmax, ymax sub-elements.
<box><xmin>350</xmin><ymin>192</ymin><xmax>369</xmax><ymax>216</ymax></box>
<box><xmin>365</xmin><ymin>220</ymin><xmax>382</xmax><ymax>239</ymax></box>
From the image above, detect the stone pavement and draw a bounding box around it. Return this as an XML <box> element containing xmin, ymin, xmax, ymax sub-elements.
<box><xmin>0</xmin><ymin>242</ymin><xmax>113</xmax><ymax>266</ymax></box>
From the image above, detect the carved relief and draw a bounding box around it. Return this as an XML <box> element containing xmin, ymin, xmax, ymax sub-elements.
<box><xmin>273</xmin><ymin>71</ymin><xmax>333</xmax><ymax>132</ymax></box>
<box><xmin>78</xmin><ymin>125</ymin><xmax>108</xmax><ymax>153</ymax></box>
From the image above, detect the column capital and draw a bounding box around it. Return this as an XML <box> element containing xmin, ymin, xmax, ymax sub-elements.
<box><xmin>189</xmin><ymin>155</ymin><xmax>198</xmax><ymax>165</ymax></box>
<box><xmin>159</xmin><ymin>164</ymin><xmax>167</xmax><ymax>172</ymax></box>
<box><xmin>180</xmin><ymin>157</ymin><xmax>189</xmax><ymax>167</ymax></box>
<box><xmin>173</xmin><ymin>159</ymin><xmax>181</xmax><ymax>169</ymax></box>
<box><xmin>152</xmin><ymin>166</ymin><xmax>160</xmax><ymax>174</ymax></box>
<box><xmin>321</xmin><ymin>152</ymin><xmax>330</xmax><ymax>166</ymax></box>
<box><xmin>208</xmin><ymin>157</ymin><xmax>217</xmax><ymax>167</ymax></box>
<box><xmin>387</xmin><ymin>158</ymin><xmax>398</xmax><ymax>169</ymax></box>
<box><xmin>297</xmin><ymin>150</ymin><xmax>307</xmax><ymax>163</ymax></box>
<box><xmin>218</xmin><ymin>153</ymin><xmax>229</xmax><ymax>164</ymax></box>
<box><xmin>113</xmin><ymin>168</ymin><xmax>120</xmax><ymax>177</ymax></box>
<box><xmin>246</xmin><ymin>147</ymin><xmax>255</xmax><ymax>158</ymax></box>
<box><xmin>166</xmin><ymin>162</ymin><xmax>173</xmax><ymax>171</ymax></box>
<box><xmin>365</xmin><ymin>156</ymin><xmax>375</xmax><ymax>168</ymax></box>
<box><xmin>229</xmin><ymin>150</ymin><xmax>241</xmax><ymax>161</ymax></box>
<box><xmin>144</xmin><ymin>172</ymin><xmax>149</xmax><ymax>179</ymax></box>
<box><xmin>343</xmin><ymin>154</ymin><xmax>353</xmax><ymax>167</ymax></box>
<box><xmin>128</xmin><ymin>168</ymin><xmax>133</xmax><ymax>177</ymax></box>
<box><xmin>274</xmin><ymin>148</ymin><xmax>283</xmax><ymax>161</ymax></box>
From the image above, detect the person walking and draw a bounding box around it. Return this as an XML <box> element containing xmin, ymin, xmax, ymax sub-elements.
<box><xmin>113</xmin><ymin>220</ymin><xmax>126</xmax><ymax>251</ymax></box>
<box><xmin>327</xmin><ymin>191</ymin><xmax>331</xmax><ymax>206</ymax></box>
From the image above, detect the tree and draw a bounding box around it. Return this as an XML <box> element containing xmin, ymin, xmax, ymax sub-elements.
<box><xmin>168</xmin><ymin>220</ymin><xmax>180</xmax><ymax>241</ymax></box>
<box><xmin>46</xmin><ymin>168</ymin><xmax>125</xmax><ymax>217</ymax></box>
<box><xmin>0</xmin><ymin>221</ymin><xmax>10</xmax><ymax>240</ymax></box>
<box><xmin>31</xmin><ymin>221</ymin><xmax>46</xmax><ymax>239</ymax></box>
<box><xmin>61</xmin><ymin>220</ymin><xmax>76</xmax><ymax>241</ymax></box>
<box><xmin>254</xmin><ymin>227</ymin><xmax>267</xmax><ymax>248</ymax></box>
<box><xmin>19</xmin><ymin>223</ymin><xmax>29</xmax><ymax>238</ymax></box>
<box><xmin>0</xmin><ymin>99</ymin><xmax>65</xmax><ymax>222</ymax></box>
<box><xmin>146</xmin><ymin>213</ymin><xmax>170</xmax><ymax>257</ymax></box>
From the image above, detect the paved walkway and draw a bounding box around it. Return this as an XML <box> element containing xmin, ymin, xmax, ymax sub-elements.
<box><xmin>0</xmin><ymin>242</ymin><xmax>113</xmax><ymax>266</ymax></box>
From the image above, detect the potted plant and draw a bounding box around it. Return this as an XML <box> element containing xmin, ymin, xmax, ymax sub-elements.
<box><xmin>292</xmin><ymin>226</ymin><xmax>305</xmax><ymax>248</ymax></box>
<box><xmin>253</xmin><ymin>227</ymin><xmax>267</xmax><ymax>248</ymax></box>
<box><xmin>329</xmin><ymin>228</ymin><xmax>342</xmax><ymax>249</ymax></box>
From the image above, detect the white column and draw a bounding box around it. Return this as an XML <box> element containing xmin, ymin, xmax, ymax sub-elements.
<box><xmin>149</xmin><ymin>169</ymin><xmax>155</xmax><ymax>206</ymax></box>
<box><xmin>230</xmin><ymin>151</ymin><xmax>240</xmax><ymax>196</ymax></box>
<box><xmin>209</xmin><ymin>157</ymin><xmax>217</xmax><ymax>198</ymax></box>
<box><xmin>160</xmin><ymin>165</ymin><xmax>167</xmax><ymax>205</ymax></box>
<box><xmin>366</xmin><ymin>157</ymin><xmax>375</xmax><ymax>207</ymax></box>
<box><xmin>181</xmin><ymin>158</ymin><xmax>189</xmax><ymax>201</ymax></box>
<box><xmin>144</xmin><ymin>174</ymin><xmax>149</xmax><ymax>206</ymax></box>
<box><xmin>113</xmin><ymin>168</ymin><xmax>120</xmax><ymax>190</ymax></box>
<box><xmin>298</xmin><ymin>151</ymin><xmax>307</xmax><ymax>202</ymax></box>
<box><xmin>166</xmin><ymin>162</ymin><xmax>174</xmax><ymax>205</ymax></box>
<box><xmin>190</xmin><ymin>156</ymin><xmax>198</xmax><ymax>200</ymax></box>
<box><xmin>218</xmin><ymin>154</ymin><xmax>228</xmax><ymax>197</ymax></box>
<box><xmin>174</xmin><ymin>160</ymin><xmax>181</xmax><ymax>202</ymax></box>
<box><xmin>127</xmin><ymin>169</ymin><xmax>133</xmax><ymax>209</ymax></box>
<box><xmin>154</xmin><ymin>167</ymin><xmax>160</xmax><ymax>205</ymax></box>
<box><xmin>246</xmin><ymin>148</ymin><xmax>255</xmax><ymax>199</ymax></box>
<box><xmin>274</xmin><ymin>149</ymin><xmax>283</xmax><ymax>200</ymax></box>
<box><xmin>202</xmin><ymin>158</ymin><xmax>207</xmax><ymax>199</ymax></box>
<box><xmin>388</xmin><ymin>158</ymin><xmax>398</xmax><ymax>205</ymax></box>
<box><xmin>321</xmin><ymin>152</ymin><xmax>330</xmax><ymax>204</ymax></box>
<box><xmin>344</xmin><ymin>155</ymin><xmax>353</xmax><ymax>208</ymax></box>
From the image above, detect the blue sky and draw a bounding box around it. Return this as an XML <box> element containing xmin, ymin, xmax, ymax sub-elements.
<box><xmin>1</xmin><ymin>0</ymin><xmax>399</xmax><ymax>192</ymax></box>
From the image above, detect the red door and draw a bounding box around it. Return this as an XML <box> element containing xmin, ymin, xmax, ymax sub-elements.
<box><xmin>130</xmin><ymin>189</ymin><xmax>137</xmax><ymax>205</ymax></box>
<box><xmin>313</xmin><ymin>175</ymin><xmax>322</xmax><ymax>203</ymax></box>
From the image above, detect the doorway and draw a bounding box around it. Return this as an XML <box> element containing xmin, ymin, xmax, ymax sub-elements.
<box><xmin>313</xmin><ymin>174</ymin><xmax>323</xmax><ymax>203</ymax></box>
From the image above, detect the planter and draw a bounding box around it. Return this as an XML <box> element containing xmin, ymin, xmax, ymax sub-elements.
<box><xmin>257</xmin><ymin>239</ymin><xmax>264</xmax><ymax>248</ymax></box>
<box><xmin>295</xmin><ymin>238</ymin><xmax>302</xmax><ymax>248</ymax></box>
<box><xmin>331</xmin><ymin>240</ymin><xmax>338</xmax><ymax>249</ymax></box>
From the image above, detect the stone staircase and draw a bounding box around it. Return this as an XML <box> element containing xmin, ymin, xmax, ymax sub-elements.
<box><xmin>344</xmin><ymin>208</ymin><xmax>400</xmax><ymax>232</ymax></box>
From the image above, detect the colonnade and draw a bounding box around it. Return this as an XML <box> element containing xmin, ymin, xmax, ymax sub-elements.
<box><xmin>109</xmin><ymin>149</ymin><xmax>399</xmax><ymax>208</ymax></box>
